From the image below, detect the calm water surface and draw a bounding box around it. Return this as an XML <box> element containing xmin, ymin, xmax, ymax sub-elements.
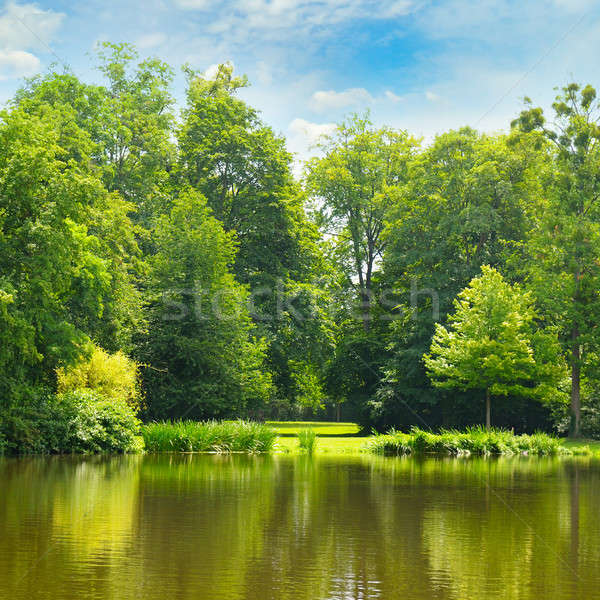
<box><xmin>1</xmin><ymin>454</ymin><xmax>600</xmax><ymax>600</ymax></box>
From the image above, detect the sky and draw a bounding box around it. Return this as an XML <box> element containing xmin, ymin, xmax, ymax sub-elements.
<box><xmin>0</xmin><ymin>0</ymin><xmax>600</xmax><ymax>163</ymax></box>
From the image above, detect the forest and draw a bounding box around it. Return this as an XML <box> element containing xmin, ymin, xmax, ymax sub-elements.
<box><xmin>2</xmin><ymin>41</ymin><xmax>600</xmax><ymax>453</ymax></box>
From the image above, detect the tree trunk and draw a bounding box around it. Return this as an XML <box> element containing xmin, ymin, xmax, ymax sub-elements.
<box><xmin>360</xmin><ymin>288</ymin><xmax>371</xmax><ymax>332</ymax></box>
<box><xmin>570</xmin><ymin>329</ymin><xmax>581</xmax><ymax>438</ymax></box>
<box><xmin>485</xmin><ymin>389</ymin><xmax>491</xmax><ymax>431</ymax></box>
<box><xmin>336</xmin><ymin>402</ymin><xmax>341</xmax><ymax>423</ymax></box>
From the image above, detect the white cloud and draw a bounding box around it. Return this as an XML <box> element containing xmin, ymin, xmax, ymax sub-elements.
<box><xmin>0</xmin><ymin>48</ymin><xmax>39</xmax><ymax>80</ymax></box>
<box><xmin>380</xmin><ymin>0</ymin><xmax>415</xmax><ymax>17</ymax></box>
<box><xmin>385</xmin><ymin>90</ymin><xmax>403</xmax><ymax>102</ymax></box>
<box><xmin>136</xmin><ymin>32</ymin><xmax>167</xmax><ymax>49</ymax></box>
<box><xmin>172</xmin><ymin>0</ymin><xmax>419</xmax><ymax>42</ymax></box>
<box><xmin>425</xmin><ymin>90</ymin><xmax>440</xmax><ymax>102</ymax></box>
<box><xmin>0</xmin><ymin>2</ymin><xmax>64</xmax><ymax>52</ymax></box>
<box><xmin>309</xmin><ymin>87</ymin><xmax>373</xmax><ymax>112</ymax></box>
<box><xmin>203</xmin><ymin>60</ymin><xmax>234</xmax><ymax>79</ymax></box>
<box><xmin>553</xmin><ymin>0</ymin><xmax>596</xmax><ymax>11</ymax></box>
<box><xmin>309</xmin><ymin>87</ymin><xmax>408</xmax><ymax>112</ymax></box>
<box><xmin>287</xmin><ymin>117</ymin><xmax>337</xmax><ymax>175</ymax></box>
<box><xmin>289</xmin><ymin>117</ymin><xmax>336</xmax><ymax>145</ymax></box>
<box><xmin>0</xmin><ymin>2</ymin><xmax>63</xmax><ymax>80</ymax></box>
<box><xmin>173</xmin><ymin>0</ymin><xmax>210</xmax><ymax>9</ymax></box>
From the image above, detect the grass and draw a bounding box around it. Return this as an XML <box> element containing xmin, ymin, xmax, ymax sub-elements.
<box><xmin>269</xmin><ymin>421</ymin><xmax>366</xmax><ymax>454</ymax></box>
<box><xmin>297</xmin><ymin>428</ymin><xmax>317</xmax><ymax>453</ymax></box>
<box><xmin>560</xmin><ymin>438</ymin><xmax>600</xmax><ymax>456</ymax></box>
<box><xmin>142</xmin><ymin>419</ymin><xmax>600</xmax><ymax>457</ymax></box>
<box><xmin>142</xmin><ymin>420</ymin><xmax>277</xmax><ymax>453</ymax></box>
<box><xmin>365</xmin><ymin>426</ymin><xmax>566</xmax><ymax>456</ymax></box>
<box><xmin>267</xmin><ymin>422</ymin><xmax>361</xmax><ymax>437</ymax></box>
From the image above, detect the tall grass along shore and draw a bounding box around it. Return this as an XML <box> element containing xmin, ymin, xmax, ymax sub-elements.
<box><xmin>365</xmin><ymin>427</ymin><xmax>568</xmax><ymax>456</ymax></box>
<box><xmin>142</xmin><ymin>420</ymin><xmax>277</xmax><ymax>453</ymax></box>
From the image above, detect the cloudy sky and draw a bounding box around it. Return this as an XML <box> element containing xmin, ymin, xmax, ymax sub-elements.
<box><xmin>0</xmin><ymin>0</ymin><xmax>599</xmax><ymax>161</ymax></box>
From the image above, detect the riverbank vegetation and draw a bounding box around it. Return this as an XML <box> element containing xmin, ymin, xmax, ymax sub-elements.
<box><xmin>366</xmin><ymin>427</ymin><xmax>564</xmax><ymax>456</ymax></box>
<box><xmin>3</xmin><ymin>42</ymin><xmax>600</xmax><ymax>453</ymax></box>
<box><xmin>297</xmin><ymin>428</ymin><xmax>318</xmax><ymax>454</ymax></box>
<box><xmin>142</xmin><ymin>420</ymin><xmax>277</xmax><ymax>453</ymax></box>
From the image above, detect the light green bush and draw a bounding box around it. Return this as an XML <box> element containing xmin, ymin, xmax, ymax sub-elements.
<box><xmin>57</xmin><ymin>346</ymin><xmax>142</xmax><ymax>411</ymax></box>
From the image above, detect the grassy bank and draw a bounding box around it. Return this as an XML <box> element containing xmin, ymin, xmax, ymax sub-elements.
<box><xmin>269</xmin><ymin>422</ymin><xmax>365</xmax><ymax>454</ymax></box>
<box><xmin>268</xmin><ymin>422</ymin><xmax>361</xmax><ymax>437</ymax></box>
<box><xmin>366</xmin><ymin>427</ymin><xmax>567</xmax><ymax>456</ymax></box>
<box><xmin>132</xmin><ymin>420</ymin><xmax>600</xmax><ymax>456</ymax></box>
<box><xmin>142</xmin><ymin>420</ymin><xmax>277</xmax><ymax>453</ymax></box>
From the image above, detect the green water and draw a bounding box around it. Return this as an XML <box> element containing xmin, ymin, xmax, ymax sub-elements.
<box><xmin>1</xmin><ymin>454</ymin><xmax>599</xmax><ymax>599</ymax></box>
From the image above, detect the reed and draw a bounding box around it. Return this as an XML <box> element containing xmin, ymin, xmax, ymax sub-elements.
<box><xmin>297</xmin><ymin>428</ymin><xmax>317</xmax><ymax>454</ymax></box>
<box><xmin>142</xmin><ymin>420</ymin><xmax>277</xmax><ymax>453</ymax></box>
<box><xmin>365</xmin><ymin>426</ymin><xmax>566</xmax><ymax>456</ymax></box>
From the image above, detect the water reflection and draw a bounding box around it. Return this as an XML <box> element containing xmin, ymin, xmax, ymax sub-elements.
<box><xmin>0</xmin><ymin>454</ymin><xmax>599</xmax><ymax>599</ymax></box>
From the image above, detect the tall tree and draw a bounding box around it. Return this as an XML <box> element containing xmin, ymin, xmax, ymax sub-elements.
<box><xmin>138</xmin><ymin>190</ymin><xmax>272</xmax><ymax>419</ymax></box>
<box><xmin>375</xmin><ymin>129</ymin><xmax>542</xmax><ymax>430</ymax></box>
<box><xmin>0</xmin><ymin>105</ymin><xmax>132</xmax><ymax>392</ymax></box>
<box><xmin>94</xmin><ymin>42</ymin><xmax>175</xmax><ymax>226</ymax></box>
<box><xmin>16</xmin><ymin>42</ymin><xmax>176</xmax><ymax>228</ymax></box>
<box><xmin>424</xmin><ymin>267</ymin><xmax>564</xmax><ymax>429</ymax></box>
<box><xmin>177</xmin><ymin>63</ymin><xmax>315</xmax><ymax>289</ymax></box>
<box><xmin>306</xmin><ymin>114</ymin><xmax>419</xmax><ymax>331</ymax></box>
<box><xmin>177</xmin><ymin>64</ymin><xmax>327</xmax><ymax>411</ymax></box>
<box><xmin>512</xmin><ymin>83</ymin><xmax>600</xmax><ymax>437</ymax></box>
<box><xmin>12</xmin><ymin>62</ymin><xmax>149</xmax><ymax>353</ymax></box>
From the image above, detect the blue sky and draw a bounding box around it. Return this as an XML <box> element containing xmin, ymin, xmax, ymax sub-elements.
<box><xmin>1</xmin><ymin>0</ymin><xmax>599</xmax><ymax>161</ymax></box>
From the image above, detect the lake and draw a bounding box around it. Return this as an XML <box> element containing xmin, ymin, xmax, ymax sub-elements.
<box><xmin>1</xmin><ymin>454</ymin><xmax>599</xmax><ymax>599</ymax></box>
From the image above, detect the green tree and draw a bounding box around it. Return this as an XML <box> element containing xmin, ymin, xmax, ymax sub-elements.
<box><xmin>177</xmin><ymin>63</ymin><xmax>314</xmax><ymax>289</ymax></box>
<box><xmin>94</xmin><ymin>42</ymin><xmax>175</xmax><ymax>226</ymax></box>
<box><xmin>306</xmin><ymin>114</ymin><xmax>419</xmax><ymax>331</ymax></box>
<box><xmin>0</xmin><ymin>105</ymin><xmax>130</xmax><ymax>392</ymax></box>
<box><xmin>138</xmin><ymin>190</ymin><xmax>272</xmax><ymax>419</ymax></box>
<box><xmin>12</xmin><ymin>47</ymin><xmax>176</xmax><ymax>351</ymax></box>
<box><xmin>512</xmin><ymin>83</ymin><xmax>600</xmax><ymax>437</ymax></box>
<box><xmin>424</xmin><ymin>266</ymin><xmax>564</xmax><ymax>429</ymax></box>
<box><xmin>16</xmin><ymin>43</ymin><xmax>176</xmax><ymax>231</ymax></box>
<box><xmin>376</xmin><ymin>129</ymin><xmax>542</xmax><ymax>431</ymax></box>
<box><xmin>177</xmin><ymin>63</ymin><xmax>327</xmax><ymax>412</ymax></box>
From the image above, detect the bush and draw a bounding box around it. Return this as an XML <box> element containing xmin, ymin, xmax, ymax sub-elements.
<box><xmin>142</xmin><ymin>420</ymin><xmax>277</xmax><ymax>453</ymax></box>
<box><xmin>0</xmin><ymin>388</ymin><xmax>143</xmax><ymax>454</ymax></box>
<box><xmin>298</xmin><ymin>428</ymin><xmax>317</xmax><ymax>454</ymax></box>
<box><xmin>54</xmin><ymin>390</ymin><xmax>143</xmax><ymax>453</ymax></box>
<box><xmin>365</xmin><ymin>426</ymin><xmax>565</xmax><ymax>456</ymax></box>
<box><xmin>57</xmin><ymin>346</ymin><xmax>142</xmax><ymax>411</ymax></box>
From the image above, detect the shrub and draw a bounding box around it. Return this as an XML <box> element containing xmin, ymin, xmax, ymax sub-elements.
<box><xmin>0</xmin><ymin>389</ymin><xmax>143</xmax><ymax>454</ymax></box>
<box><xmin>54</xmin><ymin>390</ymin><xmax>143</xmax><ymax>453</ymax></box>
<box><xmin>298</xmin><ymin>428</ymin><xmax>317</xmax><ymax>454</ymax></box>
<box><xmin>142</xmin><ymin>420</ymin><xmax>277</xmax><ymax>453</ymax></box>
<box><xmin>57</xmin><ymin>346</ymin><xmax>142</xmax><ymax>411</ymax></box>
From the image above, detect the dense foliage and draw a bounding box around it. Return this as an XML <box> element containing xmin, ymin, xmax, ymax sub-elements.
<box><xmin>2</xmin><ymin>42</ymin><xmax>600</xmax><ymax>451</ymax></box>
<box><xmin>424</xmin><ymin>267</ymin><xmax>565</xmax><ymax>428</ymax></box>
<box><xmin>0</xmin><ymin>389</ymin><xmax>142</xmax><ymax>454</ymax></box>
